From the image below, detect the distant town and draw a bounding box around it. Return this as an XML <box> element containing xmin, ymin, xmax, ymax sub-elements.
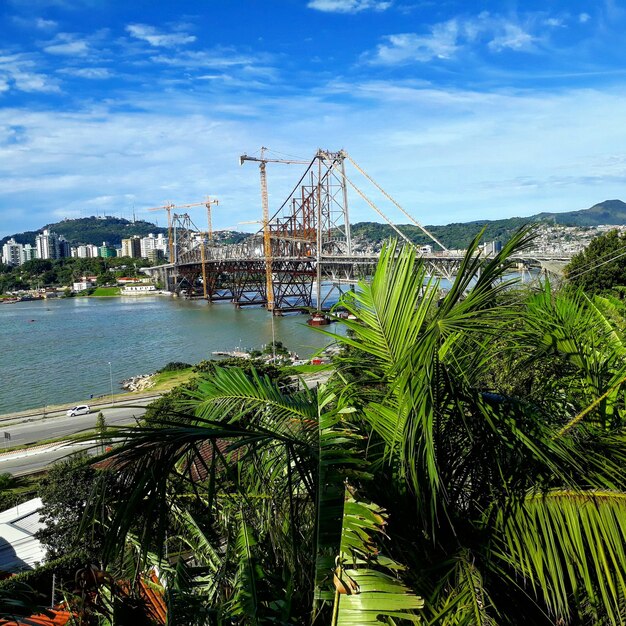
<box><xmin>2</xmin><ymin>228</ymin><xmax>170</xmax><ymax>266</ymax></box>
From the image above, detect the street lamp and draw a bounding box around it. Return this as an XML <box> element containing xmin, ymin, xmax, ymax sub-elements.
<box><xmin>108</xmin><ymin>361</ymin><xmax>113</xmax><ymax>403</ymax></box>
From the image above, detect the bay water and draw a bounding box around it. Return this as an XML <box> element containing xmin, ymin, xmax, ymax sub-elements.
<box><xmin>0</xmin><ymin>296</ymin><xmax>336</xmax><ymax>414</ymax></box>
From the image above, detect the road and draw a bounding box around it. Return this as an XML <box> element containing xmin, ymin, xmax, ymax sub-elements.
<box><xmin>0</xmin><ymin>370</ymin><xmax>330</xmax><ymax>476</ymax></box>
<box><xmin>0</xmin><ymin>397</ymin><xmax>154</xmax><ymax>475</ymax></box>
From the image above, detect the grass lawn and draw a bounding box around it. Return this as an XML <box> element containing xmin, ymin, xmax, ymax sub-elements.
<box><xmin>151</xmin><ymin>368</ymin><xmax>196</xmax><ymax>391</ymax></box>
<box><xmin>91</xmin><ymin>286</ymin><xmax>121</xmax><ymax>297</ymax></box>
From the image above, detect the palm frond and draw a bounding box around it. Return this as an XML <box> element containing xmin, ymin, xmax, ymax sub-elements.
<box><xmin>426</xmin><ymin>553</ymin><xmax>497</xmax><ymax>626</ymax></box>
<box><xmin>331</xmin><ymin>487</ymin><xmax>424</xmax><ymax>625</ymax></box>
<box><xmin>494</xmin><ymin>488</ymin><xmax>626</xmax><ymax>624</ymax></box>
<box><xmin>227</xmin><ymin>510</ymin><xmax>262</xmax><ymax>624</ymax></box>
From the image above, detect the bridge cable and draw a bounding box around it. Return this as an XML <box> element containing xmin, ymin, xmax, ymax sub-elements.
<box><xmin>344</xmin><ymin>152</ymin><xmax>448</xmax><ymax>251</ymax></box>
<box><xmin>341</xmin><ymin>171</ymin><xmax>416</xmax><ymax>248</ymax></box>
<box><xmin>560</xmin><ymin>239</ymin><xmax>626</xmax><ymax>277</ymax></box>
<box><xmin>566</xmin><ymin>246</ymin><xmax>626</xmax><ymax>281</ymax></box>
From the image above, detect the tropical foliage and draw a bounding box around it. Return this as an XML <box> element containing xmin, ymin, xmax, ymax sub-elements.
<box><xmin>566</xmin><ymin>228</ymin><xmax>626</xmax><ymax>295</ymax></box>
<box><xmin>86</xmin><ymin>229</ymin><xmax>626</xmax><ymax>624</ymax></box>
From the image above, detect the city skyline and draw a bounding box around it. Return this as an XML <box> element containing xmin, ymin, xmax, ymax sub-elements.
<box><xmin>2</xmin><ymin>1</ymin><xmax>626</xmax><ymax>238</ymax></box>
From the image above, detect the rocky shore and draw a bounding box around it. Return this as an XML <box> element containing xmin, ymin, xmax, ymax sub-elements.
<box><xmin>121</xmin><ymin>373</ymin><xmax>155</xmax><ymax>392</ymax></box>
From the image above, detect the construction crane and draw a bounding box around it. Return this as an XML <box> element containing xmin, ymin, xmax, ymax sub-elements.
<box><xmin>205</xmin><ymin>196</ymin><xmax>219</xmax><ymax>241</ymax></box>
<box><xmin>239</xmin><ymin>148</ymin><xmax>308</xmax><ymax>311</ymax></box>
<box><xmin>145</xmin><ymin>199</ymin><xmax>213</xmax><ymax>262</ymax></box>
<box><xmin>200</xmin><ymin>196</ymin><xmax>219</xmax><ymax>301</ymax></box>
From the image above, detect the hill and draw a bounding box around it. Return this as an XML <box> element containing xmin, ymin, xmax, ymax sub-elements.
<box><xmin>0</xmin><ymin>216</ymin><xmax>168</xmax><ymax>248</ymax></box>
<box><xmin>351</xmin><ymin>200</ymin><xmax>626</xmax><ymax>250</ymax></box>
<box><xmin>3</xmin><ymin>200</ymin><xmax>625</xmax><ymax>253</ymax></box>
<box><xmin>536</xmin><ymin>200</ymin><xmax>626</xmax><ymax>227</ymax></box>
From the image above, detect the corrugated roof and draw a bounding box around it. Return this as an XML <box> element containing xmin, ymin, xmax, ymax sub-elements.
<box><xmin>0</xmin><ymin>609</ymin><xmax>73</xmax><ymax>625</ymax></box>
<box><xmin>0</xmin><ymin>499</ymin><xmax>45</xmax><ymax>573</ymax></box>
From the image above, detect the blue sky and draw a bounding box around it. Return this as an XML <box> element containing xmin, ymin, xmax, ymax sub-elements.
<box><xmin>2</xmin><ymin>0</ymin><xmax>626</xmax><ymax>238</ymax></box>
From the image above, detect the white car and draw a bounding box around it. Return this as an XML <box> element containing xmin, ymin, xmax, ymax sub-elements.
<box><xmin>66</xmin><ymin>405</ymin><xmax>90</xmax><ymax>417</ymax></box>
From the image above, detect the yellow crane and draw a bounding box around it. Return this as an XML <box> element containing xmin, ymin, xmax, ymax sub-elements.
<box><xmin>201</xmin><ymin>197</ymin><xmax>219</xmax><ymax>300</ymax></box>
<box><xmin>239</xmin><ymin>148</ymin><xmax>308</xmax><ymax>311</ymax></box>
<box><xmin>205</xmin><ymin>196</ymin><xmax>219</xmax><ymax>242</ymax></box>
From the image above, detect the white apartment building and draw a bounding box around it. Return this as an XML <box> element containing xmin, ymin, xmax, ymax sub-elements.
<box><xmin>72</xmin><ymin>244</ymin><xmax>101</xmax><ymax>258</ymax></box>
<box><xmin>140</xmin><ymin>233</ymin><xmax>168</xmax><ymax>259</ymax></box>
<box><xmin>22</xmin><ymin>244</ymin><xmax>37</xmax><ymax>263</ymax></box>
<box><xmin>2</xmin><ymin>238</ymin><xmax>22</xmax><ymax>266</ymax></box>
<box><xmin>35</xmin><ymin>229</ymin><xmax>60</xmax><ymax>259</ymax></box>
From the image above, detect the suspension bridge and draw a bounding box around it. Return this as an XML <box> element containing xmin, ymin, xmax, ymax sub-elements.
<box><xmin>143</xmin><ymin>149</ymin><xmax>571</xmax><ymax>314</ymax></box>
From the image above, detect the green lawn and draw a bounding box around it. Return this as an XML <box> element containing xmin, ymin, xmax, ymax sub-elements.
<box><xmin>91</xmin><ymin>286</ymin><xmax>121</xmax><ymax>297</ymax></box>
<box><xmin>151</xmin><ymin>368</ymin><xmax>196</xmax><ymax>391</ymax></box>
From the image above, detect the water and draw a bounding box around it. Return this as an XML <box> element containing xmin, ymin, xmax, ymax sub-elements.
<box><xmin>0</xmin><ymin>296</ymin><xmax>336</xmax><ymax>414</ymax></box>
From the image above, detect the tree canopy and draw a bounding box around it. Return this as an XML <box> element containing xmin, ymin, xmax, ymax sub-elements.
<box><xmin>78</xmin><ymin>230</ymin><xmax>626</xmax><ymax>625</ymax></box>
<box><xmin>566</xmin><ymin>228</ymin><xmax>626</xmax><ymax>294</ymax></box>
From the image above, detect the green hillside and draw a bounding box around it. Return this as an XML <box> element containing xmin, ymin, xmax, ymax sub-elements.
<box><xmin>352</xmin><ymin>200</ymin><xmax>626</xmax><ymax>249</ymax></box>
<box><xmin>3</xmin><ymin>199</ymin><xmax>625</xmax><ymax>252</ymax></box>
<box><xmin>536</xmin><ymin>199</ymin><xmax>626</xmax><ymax>226</ymax></box>
<box><xmin>0</xmin><ymin>216</ymin><xmax>167</xmax><ymax>248</ymax></box>
<box><xmin>352</xmin><ymin>216</ymin><xmax>532</xmax><ymax>250</ymax></box>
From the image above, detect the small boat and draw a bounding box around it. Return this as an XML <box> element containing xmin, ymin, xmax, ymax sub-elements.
<box><xmin>307</xmin><ymin>313</ymin><xmax>331</xmax><ymax>326</ymax></box>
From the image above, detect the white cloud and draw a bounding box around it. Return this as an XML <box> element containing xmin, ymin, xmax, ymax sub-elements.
<box><xmin>150</xmin><ymin>49</ymin><xmax>257</xmax><ymax>69</ymax></box>
<box><xmin>579</xmin><ymin>12</ymin><xmax>591</xmax><ymax>23</ymax></box>
<box><xmin>307</xmin><ymin>0</ymin><xmax>391</xmax><ymax>13</ymax></box>
<box><xmin>3</xmin><ymin>80</ymin><xmax>626</xmax><ymax>239</ymax></box>
<box><xmin>0</xmin><ymin>53</ymin><xmax>60</xmax><ymax>93</ymax></box>
<box><xmin>43</xmin><ymin>34</ymin><xmax>90</xmax><ymax>56</ymax></box>
<box><xmin>369</xmin><ymin>21</ymin><xmax>459</xmax><ymax>64</ymax></box>
<box><xmin>126</xmin><ymin>24</ymin><xmax>196</xmax><ymax>48</ymax></box>
<box><xmin>35</xmin><ymin>18</ymin><xmax>57</xmax><ymax>29</ymax></box>
<box><xmin>488</xmin><ymin>23</ymin><xmax>536</xmax><ymax>52</ymax></box>
<box><xmin>58</xmin><ymin>67</ymin><xmax>112</xmax><ymax>79</ymax></box>
<box><xmin>367</xmin><ymin>13</ymin><xmax>540</xmax><ymax>64</ymax></box>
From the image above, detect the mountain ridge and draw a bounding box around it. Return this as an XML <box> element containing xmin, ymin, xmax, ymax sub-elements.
<box><xmin>2</xmin><ymin>200</ymin><xmax>625</xmax><ymax>252</ymax></box>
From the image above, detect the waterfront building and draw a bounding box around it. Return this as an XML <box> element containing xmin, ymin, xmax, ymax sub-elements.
<box><xmin>121</xmin><ymin>236</ymin><xmax>142</xmax><ymax>258</ymax></box>
<box><xmin>73</xmin><ymin>279</ymin><xmax>95</xmax><ymax>292</ymax></box>
<box><xmin>59</xmin><ymin>237</ymin><xmax>71</xmax><ymax>258</ymax></box>
<box><xmin>2</xmin><ymin>238</ymin><xmax>23</xmax><ymax>266</ymax></box>
<box><xmin>121</xmin><ymin>284</ymin><xmax>157</xmax><ymax>295</ymax></box>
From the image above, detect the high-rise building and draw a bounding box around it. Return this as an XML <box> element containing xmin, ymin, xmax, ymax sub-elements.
<box><xmin>74</xmin><ymin>244</ymin><xmax>99</xmax><ymax>258</ymax></box>
<box><xmin>21</xmin><ymin>244</ymin><xmax>37</xmax><ymax>263</ymax></box>
<box><xmin>121</xmin><ymin>236</ymin><xmax>142</xmax><ymax>258</ymax></box>
<box><xmin>139</xmin><ymin>233</ymin><xmax>168</xmax><ymax>259</ymax></box>
<box><xmin>35</xmin><ymin>229</ymin><xmax>61</xmax><ymax>259</ymax></box>
<box><xmin>1</xmin><ymin>238</ymin><xmax>23</xmax><ymax>266</ymax></box>
<box><xmin>146</xmin><ymin>249</ymin><xmax>165</xmax><ymax>264</ymax></box>
<box><xmin>59</xmin><ymin>237</ymin><xmax>71</xmax><ymax>259</ymax></box>
<box><xmin>99</xmin><ymin>242</ymin><xmax>117</xmax><ymax>258</ymax></box>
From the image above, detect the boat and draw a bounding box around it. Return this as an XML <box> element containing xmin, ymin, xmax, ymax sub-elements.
<box><xmin>307</xmin><ymin>313</ymin><xmax>331</xmax><ymax>326</ymax></box>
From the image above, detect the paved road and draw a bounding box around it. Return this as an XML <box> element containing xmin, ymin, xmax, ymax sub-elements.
<box><xmin>0</xmin><ymin>398</ymin><xmax>154</xmax><ymax>475</ymax></box>
<box><xmin>0</xmin><ymin>398</ymin><xmax>153</xmax><ymax>448</ymax></box>
<box><xmin>0</xmin><ymin>442</ymin><xmax>96</xmax><ymax>475</ymax></box>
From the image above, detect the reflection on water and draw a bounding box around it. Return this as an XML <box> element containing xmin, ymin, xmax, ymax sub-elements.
<box><xmin>0</xmin><ymin>296</ymin><xmax>335</xmax><ymax>414</ymax></box>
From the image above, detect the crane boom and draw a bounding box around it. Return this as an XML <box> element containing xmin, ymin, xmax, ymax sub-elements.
<box><xmin>145</xmin><ymin>199</ymin><xmax>211</xmax><ymax>262</ymax></box>
<box><xmin>239</xmin><ymin>148</ymin><xmax>307</xmax><ymax>312</ymax></box>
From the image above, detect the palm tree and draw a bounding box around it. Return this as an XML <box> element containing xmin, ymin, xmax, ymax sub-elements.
<box><xmin>324</xmin><ymin>231</ymin><xmax>626</xmax><ymax>624</ymax></box>
<box><xmin>91</xmin><ymin>229</ymin><xmax>626</xmax><ymax>624</ymax></box>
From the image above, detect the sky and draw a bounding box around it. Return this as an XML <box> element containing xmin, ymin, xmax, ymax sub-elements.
<box><xmin>2</xmin><ymin>0</ymin><xmax>626</xmax><ymax>238</ymax></box>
